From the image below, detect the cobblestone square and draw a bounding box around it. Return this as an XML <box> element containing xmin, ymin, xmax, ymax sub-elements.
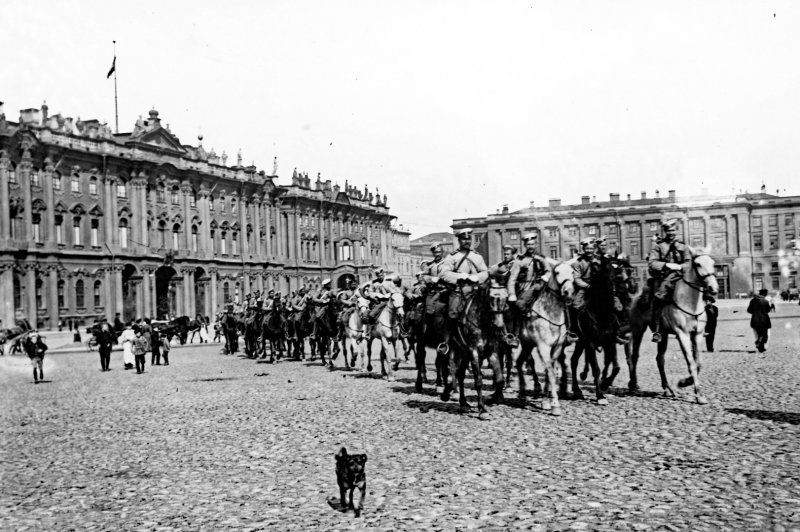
<box><xmin>2</xmin><ymin>302</ymin><xmax>799</xmax><ymax>531</ymax></box>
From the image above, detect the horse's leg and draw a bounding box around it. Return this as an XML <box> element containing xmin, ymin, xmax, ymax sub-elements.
<box><xmin>570</xmin><ymin>341</ymin><xmax>585</xmax><ymax>399</ymax></box>
<box><xmin>600</xmin><ymin>341</ymin><xmax>620</xmax><ymax>392</ymax></box>
<box><xmin>677</xmin><ymin>330</ymin><xmax>707</xmax><ymax>404</ymax></box>
<box><xmin>627</xmin><ymin>328</ymin><xmax>644</xmax><ymax>392</ymax></box>
<box><xmin>557</xmin><ymin>345</ymin><xmax>569</xmax><ymax>399</ymax></box>
<box><xmin>655</xmin><ymin>337</ymin><xmax>675</xmax><ymax>397</ymax></box>
<box><xmin>544</xmin><ymin>341</ymin><xmax>565</xmax><ymax>416</ymax></box>
<box><xmin>456</xmin><ymin>354</ymin><xmax>471</xmax><ymax>412</ymax></box>
<box><xmin>585</xmin><ymin>343</ymin><xmax>607</xmax><ymax>405</ymax></box>
<box><xmin>471</xmin><ymin>346</ymin><xmax>487</xmax><ymax>415</ymax></box>
<box><xmin>485</xmin><ymin>345</ymin><xmax>504</xmax><ymax>405</ymax></box>
<box><xmin>366</xmin><ymin>337</ymin><xmax>374</xmax><ymax>373</ymax></box>
<box><xmin>414</xmin><ymin>329</ymin><xmax>427</xmax><ymax>393</ymax></box>
<box><xmin>440</xmin><ymin>346</ymin><xmax>457</xmax><ymax>403</ymax></box>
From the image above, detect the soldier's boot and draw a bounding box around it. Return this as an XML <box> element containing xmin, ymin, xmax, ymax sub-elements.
<box><xmin>616</xmin><ymin>323</ymin><xmax>631</xmax><ymax>345</ymax></box>
<box><xmin>651</xmin><ymin>299</ymin><xmax>663</xmax><ymax>343</ymax></box>
<box><xmin>565</xmin><ymin>307</ymin><xmax>579</xmax><ymax>345</ymax></box>
<box><xmin>33</xmin><ymin>368</ymin><xmax>38</xmax><ymax>384</ymax></box>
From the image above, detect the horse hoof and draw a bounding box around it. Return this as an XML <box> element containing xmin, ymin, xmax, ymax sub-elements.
<box><xmin>579</xmin><ymin>371</ymin><xmax>589</xmax><ymax>382</ymax></box>
<box><xmin>696</xmin><ymin>395</ymin><xmax>709</xmax><ymax>405</ymax></box>
<box><xmin>541</xmin><ymin>399</ymin><xmax>552</xmax><ymax>411</ymax></box>
<box><xmin>550</xmin><ymin>406</ymin><xmax>563</xmax><ymax>416</ymax></box>
<box><xmin>597</xmin><ymin>398</ymin><xmax>609</xmax><ymax>406</ymax></box>
<box><xmin>366</xmin><ymin>365</ymin><xmax>373</xmax><ymax>373</ymax></box>
<box><xmin>572</xmin><ymin>391</ymin><xmax>585</xmax><ymax>401</ymax></box>
<box><xmin>678</xmin><ymin>376</ymin><xmax>694</xmax><ymax>388</ymax></box>
<box><xmin>533</xmin><ymin>387</ymin><xmax>543</xmax><ymax>398</ymax></box>
<box><xmin>440</xmin><ymin>392</ymin><xmax>451</xmax><ymax>402</ymax></box>
<box><xmin>391</xmin><ymin>361</ymin><xmax>400</xmax><ymax>371</ymax></box>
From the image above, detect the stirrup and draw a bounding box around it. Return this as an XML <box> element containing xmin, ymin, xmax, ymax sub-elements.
<box><xmin>436</xmin><ymin>342</ymin><xmax>450</xmax><ymax>356</ymax></box>
<box><xmin>504</xmin><ymin>333</ymin><xmax>519</xmax><ymax>348</ymax></box>
<box><xmin>651</xmin><ymin>332</ymin><xmax>662</xmax><ymax>343</ymax></box>
<box><xmin>565</xmin><ymin>332</ymin><xmax>578</xmax><ymax>345</ymax></box>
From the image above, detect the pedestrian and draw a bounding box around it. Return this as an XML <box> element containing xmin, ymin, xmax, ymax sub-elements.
<box><xmin>23</xmin><ymin>332</ymin><xmax>48</xmax><ymax>384</ymax></box>
<box><xmin>161</xmin><ymin>332</ymin><xmax>171</xmax><ymax>366</ymax></box>
<box><xmin>96</xmin><ymin>320</ymin><xmax>115</xmax><ymax>372</ymax></box>
<box><xmin>704</xmin><ymin>296</ymin><xmax>718</xmax><ymax>352</ymax></box>
<box><xmin>151</xmin><ymin>325</ymin><xmax>162</xmax><ymax>365</ymax></box>
<box><xmin>119</xmin><ymin>322</ymin><xmax>136</xmax><ymax>369</ymax></box>
<box><xmin>747</xmin><ymin>288</ymin><xmax>773</xmax><ymax>353</ymax></box>
<box><xmin>132</xmin><ymin>326</ymin><xmax>148</xmax><ymax>374</ymax></box>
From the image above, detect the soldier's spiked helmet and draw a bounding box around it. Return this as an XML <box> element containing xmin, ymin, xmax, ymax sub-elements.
<box><xmin>662</xmin><ymin>219</ymin><xmax>678</xmax><ymax>230</ymax></box>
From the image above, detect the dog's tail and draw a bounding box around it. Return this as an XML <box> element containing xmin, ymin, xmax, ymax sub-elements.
<box><xmin>336</xmin><ymin>446</ymin><xmax>347</xmax><ymax>460</ymax></box>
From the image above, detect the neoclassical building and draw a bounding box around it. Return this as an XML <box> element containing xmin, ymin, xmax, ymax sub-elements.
<box><xmin>453</xmin><ymin>189</ymin><xmax>800</xmax><ymax>298</ymax></box>
<box><xmin>0</xmin><ymin>102</ymin><xmax>401</xmax><ymax>329</ymax></box>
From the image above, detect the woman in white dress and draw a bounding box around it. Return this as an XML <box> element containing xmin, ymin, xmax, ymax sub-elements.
<box><xmin>118</xmin><ymin>323</ymin><xmax>136</xmax><ymax>369</ymax></box>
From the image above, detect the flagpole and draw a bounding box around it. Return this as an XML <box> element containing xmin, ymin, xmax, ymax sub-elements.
<box><xmin>113</xmin><ymin>40</ymin><xmax>119</xmax><ymax>134</ymax></box>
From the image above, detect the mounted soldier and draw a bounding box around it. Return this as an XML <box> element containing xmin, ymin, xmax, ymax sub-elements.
<box><xmin>364</xmin><ymin>268</ymin><xmax>392</xmax><ymax>324</ymax></box>
<box><xmin>508</xmin><ymin>232</ymin><xmax>548</xmax><ymax>309</ymax></box>
<box><xmin>571</xmin><ymin>237</ymin><xmax>599</xmax><ymax>312</ymax></box>
<box><xmin>440</xmin><ymin>228</ymin><xmax>489</xmax><ymax>343</ymax></box>
<box><xmin>310</xmin><ymin>279</ymin><xmax>333</xmax><ymax>338</ymax></box>
<box><xmin>647</xmin><ymin>218</ymin><xmax>692</xmax><ymax>342</ymax></box>
<box><xmin>290</xmin><ymin>286</ymin><xmax>309</xmax><ymax>335</ymax></box>
<box><xmin>488</xmin><ymin>244</ymin><xmax>519</xmax><ymax>347</ymax></box>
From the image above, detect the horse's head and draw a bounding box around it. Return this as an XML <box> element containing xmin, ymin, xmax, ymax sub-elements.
<box><xmin>551</xmin><ymin>261</ymin><xmax>575</xmax><ymax>300</ymax></box>
<box><xmin>389</xmin><ymin>291</ymin><xmax>405</xmax><ymax>317</ymax></box>
<box><xmin>690</xmin><ymin>254</ymin><xmax>718</xmax><ymax>296</ymax></box>
<box><xmin>356</xmin><ymin>297</ymin><xmax>370</xmax><ymax>319</ymax></box>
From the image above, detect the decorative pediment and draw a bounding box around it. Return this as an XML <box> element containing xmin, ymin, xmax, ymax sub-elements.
<box><xmin>231</xmin><ymin>222</ymin><xmax>241</xmax><ymax>231</ymax></box>
<box><xmin>88</xmin><ymin>203</ymin><xmax>103</xmax><ymax>216</ymax></box>
<box><xmin>54</xmin><ymin>201</ymin><xmax>69</xmax><ymax>214</ymax></box>
<box><xmin>119</xmin><ymin>206</ymin><xmax>133</xmax><ymax>218</ymax></box>
<box><xmin>334</xmin><ymin>192</ymin><xmax>351</xmax><ymax>205</ymax></box>
<box><xmin>209</xmin><ymin>219</ymin><xmax>219</xmax><ymax>230</ymax></box>
<box><xmin>132</xmin><ymin>128</ymin><xmax>186</xmax><ymax>155</ymax></box>
<box><xmin>171</xmin><ymin>213</ymin><xmax>183</xmax><ymax>224</ymax></box>
<box><xmin>31</xmin><ymin>198</ymin><xmax>47</xmax><ymax>212</ymax></box>
<box><xmin>71</xmin><ymin>203</ymin><xmax>86</xmax><ymax>215</ymax></box>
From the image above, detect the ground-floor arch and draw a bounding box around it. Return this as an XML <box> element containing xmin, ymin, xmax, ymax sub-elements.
<box><xmin>155</xmin><ymin>265</ymin><xmax>178</xmax><ymax>320</ymax></box>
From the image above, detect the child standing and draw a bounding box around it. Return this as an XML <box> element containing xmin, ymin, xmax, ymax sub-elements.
<box><xmin>132</xmin><ymin>326</ymin><xmax>149</xmax><ymax>374</ymax></box>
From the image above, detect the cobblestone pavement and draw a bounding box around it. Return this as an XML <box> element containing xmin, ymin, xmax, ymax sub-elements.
<box><xmin>2</xmin><ymin>303</ymin><xmax>799</xmax><ymax>531</ymax></box>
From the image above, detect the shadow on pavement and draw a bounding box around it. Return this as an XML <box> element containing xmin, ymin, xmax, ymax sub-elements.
<box><xmin>726</xmin><ymin>408</ymin><xmax>800</xmax><ymax>426</ymax></box>
<box><xmin>188</xmin><ymin>377</ymin><xmax>240</xmax><ymax>382</ymax></box>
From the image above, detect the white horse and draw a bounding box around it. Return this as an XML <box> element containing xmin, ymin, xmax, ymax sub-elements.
<box><xmin>627</xmin><ymin>253</ymin><xmax>718</xmax><ymax>404</ymax></box>
<box><xmin>366</xmin><ymin>291</ymin><xmax>406</xmax><ymax>381</ymax></box>
<box><xmin>339</xmin><ymin>297</ymin><xmax>370</xmax><ymax>371</ymax></box>
<box><xmin>516</xmin><ymin>259</ymin><xmax>576</xmax><ymax>416</ymax></box>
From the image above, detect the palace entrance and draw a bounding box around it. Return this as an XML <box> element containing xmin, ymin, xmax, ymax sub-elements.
<box><xmin>155</xmin><ymin>266</ymin><xmax>178</xmax><ymax>320</ymax></box>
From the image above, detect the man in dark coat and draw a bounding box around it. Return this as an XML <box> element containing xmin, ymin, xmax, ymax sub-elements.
<box><xmin>703</xmin><ymin>296</ymin><xmax>719</xmax><ymax>352</ymax></box>
<box><xmin>747</xmin><ymin>288</ymin><xmax>774</xmax><ymax>353</ymax></box>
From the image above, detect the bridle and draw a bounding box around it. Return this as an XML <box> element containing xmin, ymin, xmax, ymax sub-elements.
<box><xmin>679</xmin><ymin>255</ymin><xmax>716</xmax><ymax>293</ymax></box>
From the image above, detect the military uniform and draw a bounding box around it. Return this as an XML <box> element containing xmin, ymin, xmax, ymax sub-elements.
<box><xmin>488</xmin><ymin>245</ymin><xmax>519</xmax><ymax>346</ymax></box>
<box><xmin>440</xmin><ymin>245</ymin><xmax>489</xmax><ymax>319</ymax></box>
<box><xmin>364</xmin><ymin>271</ymin><xmax>391</xmax><ymax>323</ymax></box>
<box><xmin>647</xmin><ymin>219</ymin><xmax>692</xmax><ymax>342</ymax></box>
<box><xmin>571</xmin><ymin>245</ymin><xmax>598</xmax><ymax>311</ymax></box>
<box><xmin>507</xmin><ymin>251</ymin><xmax>548</xmax><ymax>309</ymax></box>
<box><xmin>421</xmin><ymin>256</ymin><xmax>447</xmax><ymax>316</ymax></box>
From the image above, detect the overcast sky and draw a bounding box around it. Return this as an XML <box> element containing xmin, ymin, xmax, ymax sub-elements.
<box><xmin>2</xmin><ymin>1</ymin><xmax>799</xmax><ymax>238</ymax></box>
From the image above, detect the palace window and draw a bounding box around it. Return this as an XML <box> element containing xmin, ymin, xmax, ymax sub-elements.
<box><xmin>785</xmin><ymin>213</ymin><xmax>794</xmax><ymax>226</ymax></box>
<box><xmin>607</xmin><ymin>225</ymin><xmax>618</xmax><ymax>236</ymax></box>
<box><xmin>146</xmin><ymin>221</ymin><xmax>151</xmax><ymax>246</ymax></box>
<box><xmin>232</xmin><ymin>232</ymin><xmax>239</xmax><ymax>255</ymax></box>
<box><xmin>772</xmin><ymin>277</ymin><xmax>780</xmax><ymax>289</ymax></box>
<box><xmin>223</xmin><ymin>282</ymin><xmax>230</xmax><ymax>303</ymax></box>
<box><xmin>158</xmin><ymin>221</ymin><xmax>167</xmax><ymax>249</ymax></box>
<box><xmin>339</xmin><ymin>241</ymin><xmax>352</xmax><ymax>262</ymax></box>
<box><xmin>73</xmin><ymin>218</ymin><xmax>82</xmax><ymax>246</ymax></box>
<box><xmin>768</xmin><ymin>215</ymin><xmax>778</xmax><ymax>227</ymax></box>
<box><xmin>548</xmin><ymin>227</ymin><xmax>558</xmax><ymax>238</ymax></box>
<box><xmin>649</xmin><ymin>221</ymin><xmax>659</xmax><ymax>233</ymax></box>
<box><xmin>690</xmin><ymin>235</ymin><xmax>704</xmax><ymax>248</ymax></box>
<box><xmin>8</xmin><ymin>168</ymin><xmax>16</xmax><ymax>184</ymax></box>
<box><xmin>220</xmin><ymin>197</ymin><xmax>226</xmax><ymax>213</ymax></box>
<box><xmin>549</xmin><ymin>245</ymin><xmax>558</xmax><ymax>259</ymax></box>
<box><xmin>57</xmin><ymin>280</ymin><xmax>65</xmax><ymax>308</ymax></box>
<box><xmin>769</xmin><ymin>233</ymin><xmax>779</xmax><ymax>250</ymax></box>
<box><xmin>191</xmin><ymin>225</ymin><xmax>198</xmax><ymax>252</ymax></box>
<box><xmin>75</xmin><ymin>280</ymin><xmax>85</xmax><ymax>308</ymax></box>
<box><xmin>630</xmin><ymin>241</ymin><xmax>639</xmax><ymax>258</ymax></box>
<box><xmin>91</xmin><ymin>219</ymin><xmax>99</xmax><ymax>247</ymax></box>
<box><xmin>753</xmin><ymin>233</ymin><xmax>763</xmax><ymax>251</ymax></box>
<box><xmin>89</xmin><ymin>177</ymin><xmax>98</xmax><ymax>195</ymax></box>
<box><xmin>32</xmin><ymin>214</ymin><xmax>42</xmax><ymax>243</ymax></box>
<box><xmin>231</xmin><ymin>199</ymin><xmax>237</xmax><ymax>214</ymax></box>
<box><xmin>117</xmin><ymin>181</ymin><xmax>127</xmax><ymax>198</ymax></box>
<box><xmin>208</xmin><ymin>195</ymin><xmax>214</xmax><ymax>212</ymax></box>
<box><xmin>754</xmin><ymin>262</ymin><xmax>762</xmax><ymax>273</ymax></box>
<box><xmin>509</xmin><ymin>231</ymin><xmax>519</xmax><ymax>241</ymax></box>
<box><xmin>36</xmin><ymin>278</ymin><xmax>43</xmax><ymax>309</ymax></box>
<box><xmin>119</xmin><ymin>219</ymin><xmax>129</xmax><ymax>248</ymax></box>
<box><xmin>753</xmin><ymin>216</ymin><xmax>762</xmax><ymax>228</ymax></box>
<box><xmin>157</xmin><ymin>183</ymin><xmax>166</xmax><ymax>202</ymax></box>
<box><xmin>32</xmin><ymin>170</ymin><xmax>41</xmax><ymax>187</ymax></box>
<box><xmin>771</xmin><ymin>262</ymin><xmax>779</xmax><ymax>272</ymax></box>
<box><xmin>189</xmin><ymin>189</ymin><xmax>196</xmax><ymax>208</ymax></box>
<box><xmin>210</xmin><ymin>229</ymin><xmax>216</xmax><ymax>254</ymax></box>
<box><xmin>55</xmin><ymin>216</ymin><xmax>64</xmax><ymax>245</ymax></box>
<box><xmin>94</xmin><ymin>280</ymin><xmax>102</xmax><ymax>308</ymax></box>
<box><xmin>71</xmin><ymin>174</ymin><xmax>80</xmax><ymax>193</ymax></box>
<box><xmin>171</xmin><ymin>186</ymin><xmax>180</xmax><ymax>205</ymax></box>
<box><xmin>587</xmin><ymin>226</ymin><xmax>597</xmax><ymax>236</ymax></box>
<box><xmin>13</xmin><ymin>276</ymin><xmax>21</xmax><ymax>310</ymax></box>
<box><xmin>172</xmin><ymin>224</ymin><xmax>181</xmax><ymax>250</ymax></box>
<box><xmin>53</xmin><ymin>173</ymin><xmax>61</xmax><ymax>191</ymax></box>
<box><xmin>221</xmin><ymin>232</ymin><xmax>227</xmax><ymax>255</ymax></box>
<box><xmin>713</xmin><ymin>234</ymin><xmax>726</xmax><ymax>254</ymax></box>
<box><xmin>627</xmin><ymin>223</ymin><xmax>640</xmax><ymax>236</ymax></box>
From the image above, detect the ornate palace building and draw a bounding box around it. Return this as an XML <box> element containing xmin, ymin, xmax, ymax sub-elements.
<box><xmin>0</xmin><ymin>102</ymin><xmax>402</xmax><ymax>329</ymax></box>
<box><xmin>453</xmin><ymin>189</ymin><xmax>800</xmax><ymax>299</ymax></box>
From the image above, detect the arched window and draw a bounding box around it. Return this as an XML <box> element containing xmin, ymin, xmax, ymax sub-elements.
<box><xmin>223</xmin><ymin>281</ymin><xmax>230</xmax><ymax>303</ymax></box>
<box><xmin>210</xmin><ymin>229</ymin><xmax>216</xmax><ymax>254</ymax></box>
<box><xmin>146</xmin><ymin>220</ymin><xmax>151</xmax><ymax>246</ymax></box>
<box><xmin>75</xmin><ymin>279</ymin><xmax>85</xmax><ymax>308</ymax></box>
<box><xmin>9</xmin><ymin>166</ymin><xmax>17</xmax><ymax>184</ymax></box>
<box><xmin>231</xmin><ymin>198</ymin><xmax>237</xmax><ymax>214</ymax></box>
<box><xmin>32</xmin><ymin>169</ymin><xmax>41</xmax><ymax>187</ymax></box>
<box><xmin>189</xmin><ymin>189</ymin><xmax>197</xmax><ymax>208</ymax></box>
<box><xmin>73</xmin><ymin>217</ymin><xmax>82</xmax><ymax>246</ymax></box>
<box><xmin>13</xmin><ymin>275</ymin><xmax>22</xmax><ymax>310</ymax></box>
<box><xmin>36</xmin><ymin>277</ymin><xmax>44</xmax><ymax>309</ymax></box>
<box><xmin>171</xmin><ymin>186</ymin><xmax>180</xmax><ymax>205</ymax></box>
<box><xmin>157</xmin><ymin>183</ymin><xmax>166</xmax><ymax>202</ymax></box>
<box><xmin>32</xmin><ymin>213</ymin><xmax>42</xmax><ymax>244</ymax></box>
<box><xmin>338</xmin><ymin>241</ymin><xmax>352</xmax><ymax>262</ymax></box>
<box><xmin>57</xmin><ymin>280</ymin><xmax>65</xmax><ymax>308</ymax></box>
<box><xmin>232</xmin><ymin>232</ymin><xmax>238</xmax><ymax>255</ymax></box>
<box><xmin>235</xmin><ymin>282</ymin><xmax>240</xmax><ymax>302</ymax></box>
<box><xmin>158</xmin><ymin>221</ymin><xmax>166</xmax><ymax>248</ymax></box>
<box><xmin>220</xmin><ymin>196</ymin><xmax>226</xmax><ymax>213</ymax></box>
<box><xmin>208</xmin><ymin>194</ymin><xmax>215</xmax><ymax>212</ymax></box>
<box><xmin>191</xmin><ymin>225</ymin><xmax>198</xmax><ymax>252</ymax></box>
<box><xmin>172</xmin><ymin>224</ymin><xmax>181</xmax><ymax>250</ymax></box>
<box><xmin>94</xmin><ymin>280</ymin><xmax>102</xmax><ymax>308</ymax></box>
<box><xmin>53</xmin><ymin>172</ymin><xmax>62</xmax><ymax>191</ymax></box>
<box><xmin>119</xmin><ymin>219</ymin><xmax>129</xmax><ymax>248</ymax></box>
<box><xmin>91</xmin><ymin>219</ymin><xmax>99</xmax><ymax>247</ymax></box>
<box><xmin>89</xmin><ymin>177</ymin><xmax>98</xmax><ymax>195</ymax></box>
<box><xmin>71</xmin><ymin>174</ymin><xmax>80</xmax><ymax>193</ymax></box>
<box><xmin>221</xmin><ymin>231</ymin><xmax>228</xmax><ymax>255</ymax></box>
<box><xmin>117</xmin><ymin>180</ymin><xmax>127</xmax><ymax>198</ymax></box>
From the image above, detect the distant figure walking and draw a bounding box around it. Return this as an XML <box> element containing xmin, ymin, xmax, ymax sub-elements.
<box><xmin>119</xmin><ymin>322</ymin><xmax>136</xmax><ymax>369</ymax></box>
<box><xmin>23</xmin><ymin>332</ymin><xmax>48</xmax><ymax>384</ymax></box>
<box><xmin>747</xmin><ymin>289</ymin><xmax>774</xmax><ymax>353</ymax></box>
<box><xmin>704</xmin><ymin>296</ymin><xmax>718</xmax><ymax>352</ymax></box>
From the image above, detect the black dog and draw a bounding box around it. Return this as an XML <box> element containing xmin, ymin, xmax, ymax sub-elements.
<box><xmin>335</xmin><ymin>447</ymin><xmax>367</xmax><ymax>516</ymax></box>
